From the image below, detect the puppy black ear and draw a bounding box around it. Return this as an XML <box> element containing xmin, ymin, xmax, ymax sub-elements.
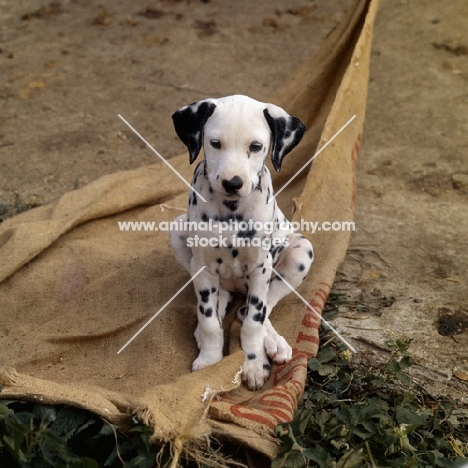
<box><xmin>263</xmin><ymin>105</ymin><xmax>306</xmax><ymax>173</ymax></box>
<box><xmin>172</xmin><ymin>100</ymin><xmax>216</xmax><ymax>164</ymax></box>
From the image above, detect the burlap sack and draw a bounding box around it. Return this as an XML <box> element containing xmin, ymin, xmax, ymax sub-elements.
<box><xmin>0</xmin><ymin>0</ymin><xmax>379</xmax><ymax>463</ymax></box>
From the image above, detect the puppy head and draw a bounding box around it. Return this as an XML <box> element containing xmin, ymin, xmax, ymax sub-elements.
<box><xmin>172</xmin><ymin>95</ymin><xmax>305</xmax><ymax>197</ymax></box>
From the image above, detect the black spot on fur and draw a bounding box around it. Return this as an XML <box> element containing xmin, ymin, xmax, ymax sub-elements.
<box><xmin>216</xmin><ymin>258</ymin><xmax>223</xmax><ymax>264</ymax></box>
<box><xmin>201</xmin><ymin>212</ymin><xmax>209</xmax><ymax>222</ymax></box>
<box><xmin>199</xmin><ymin>289</ymin><xmax>210</xmax><ymax>303</ymax></box>
<box><xmin>263</xmin><ymin>364</ymin><xmax>271</xmax><ymax>371</ymax></box>
<box><xmin>232</xmin><ymin>249</ymin><xmax>239</xmax><ymax>258</ymax></box>
<box><xmin>297</xmin><ymin>263</ymin><xmax>305</xmax><ymax>272</ymax></box>
<box><xmin>211</xmin><ymin>287</ymin><xmax>217</xmax><ymax>293</ymax></box>
<box><xmin>223</xmin><ymin>199</ymin><xmax>239</xmax><ymax>211</ymax></box>
<box><xmin>253</xmin><ymin>312</ymin><xmax>265</xmax><ymax>323</ymax></box>
<box><xmin>238</xmin><ymin>228</ymin><xmax>257</xmax><ymax>239</ymax></box>
<box><xmin>188</xmin><ymin>186</ymin><xmax>198</xmax><ymax>206</ymax></box>
<box><xmin>249</xmin><ymin>295</ymin><xmax>260</xmax><ymax>306</ymax></box>
<box><xmin>254</xmin><ymin>173</ymin><xmax>262</xmax><ymax>192</ymax></box>
<box><xmin>270</xmin><ymin>244</ymin><xmax>284</xmax><ymax>259</ymax></box>
<box><xmin>307</xmin><ymin>249</ymin><xmax>313</xmax><ymax>259</ymax></box>
<box><xmin>204</xmin><ymin>307</ymin><xmax>213</xmax><ymax>317</ymax></box>
<box><xmin>247</xmin><ymin>353</ymin><xmax>256</xmax><ymax>360</ymax></box>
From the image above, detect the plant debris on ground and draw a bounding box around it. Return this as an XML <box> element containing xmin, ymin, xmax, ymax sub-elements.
<box><xmin>273</xmin><ymin>334</ymin><xmax>468</xmax><ymax>468</ymax></box>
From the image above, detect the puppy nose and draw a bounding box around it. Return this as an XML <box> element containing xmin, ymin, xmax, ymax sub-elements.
<box><xmin>222</xmin><ymin>176</ymin><xmax>243</xmax><ymax>194</ymax></box>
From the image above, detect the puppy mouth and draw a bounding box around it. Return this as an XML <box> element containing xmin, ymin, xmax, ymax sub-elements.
<box><xmin>222</xmin><ymin>191</ymin><xmax>242</xmax><ymax>198</ymax></box>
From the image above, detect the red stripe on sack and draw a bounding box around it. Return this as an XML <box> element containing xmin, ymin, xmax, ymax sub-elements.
<box><xmin>301</xmin><ymin>308</ymin><xmax>321</xmax><ymax>328</ymax></box>
<box><xmin>295</xmin><ymin>331</ymin><xmax>320</xmax><ymax>345</ymax></box>
<box><xmin>315</xmin><ymin>283</ymin><xmax>331</xmax><ymax>305</ymax></box>
<box><xmin>258</xmin><ymin>389</ymin><xmax>295</xmax><ymax>412</ymax></box>
<box><xmin>229</xmin><ymin>405</ymin><xmax>278</xmax><ymax>429</ymax></box>
<box><xmin>274</xmin><ymin>359</ymin><xmax>308</xmax><ymax>386</ymax></box>
<box><xmin>256</xmin><ymin>395</ymin><xmax>293</xmax><ymax>423</ymax></box>
<box><xmin>289</xmin><ymin>379</ymin><xmax>304</xmax><ymax>395</ymax></box>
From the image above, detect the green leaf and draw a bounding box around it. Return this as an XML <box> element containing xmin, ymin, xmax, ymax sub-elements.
<box><xmin>335</xmin><ymin>449</ymin><xmax>365</xmax><ymax>468</ymax></box>
<box><xmin>91</xmin><ymin>421</ymin><xmax>116</xmax><ymax>439</ymax></box>
<box><xmin>298</xmin><ymin>408</ymin><xmax>315</xmax><ymax>434</ymax></box>
<box><xmin>271</xmin><ymin>450</ymin><xmax>306</xmax><ymax>468</ymax></box>
<box><xmin>315</xmin><ymin>410</ymin><xmax>331</xmax><ymax>436</ymax></box>
<box><xmin>394</xmin><ymin>370</ymin><xmax>411</xmax><ymax>385</ymax></box>
<box><xmin>303</xmin><ymin>445</ymin><xmax>333</xmax><ymax>467</ymax></box>
<box><xmin>308</xmin><ymin>358</ymin><xmax>322</xmax><ymax>372</ymax></box>
<box><xmin>33</xmin><ymin>404</ymin><xmax>57</xmax><ymax>424</ymax></box>
<box><xmin>316</xmin><ymin>347</ymin><xmax>336</xmax><ymax>364</ymax></box>
<box><xmin>318</xmin><ymin>364</ymin><xmax>338</xmax><ymax>377</ymax></box>
<box><xmin>51</xmin><ymin>407</ymin><xmax>92</xmax><ymax>441</ymax></box>
<box><xmin>0</xmin><ymin>403</ymin><xmax>14</xmax><ymax>417</ymax></box>
<box><xmin>399</xmin><ymin>355</ymin><xmax>412</xmax><ymax>370</ymax></box>
<box><xmin>395</xmin><ymin>405</ymin><xmax>429</xmax><ymax>427</ymax></box>
<box><xmin>71</xmin><ymin>458</ymin><xmax>100</xmax><ymax>468</ymax></box>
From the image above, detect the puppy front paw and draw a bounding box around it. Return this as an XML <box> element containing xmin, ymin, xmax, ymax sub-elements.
<box><xmin>264</xmin><ymin>332</ymin><xmax>292</xmax><ymax>365</ymax></box>
<box><xmin>241</xmin><ymin>351</ymin><xmax>271</xmax><ymax>391</ymax></box>
<box><xmin>192</xmin><ymin>351</ymin><xmax>223</xmax><ymax>372</ymax></box>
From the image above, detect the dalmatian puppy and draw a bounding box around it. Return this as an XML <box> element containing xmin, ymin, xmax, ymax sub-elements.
<box><xmin>170</xmin><ymin>95</ymin><xmax>313</xmax><ymax>390</ymax></box>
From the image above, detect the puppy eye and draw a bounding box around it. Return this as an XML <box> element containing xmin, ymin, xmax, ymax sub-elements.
<box><xmin>249</xmin><ymin>142</ymin><xmax>263</xmax><ymax>153</ymax></box>
<box><xmin>210</xmin><ymin>139</ymin><xmax>221</xmax><ymax>150</ymax></box>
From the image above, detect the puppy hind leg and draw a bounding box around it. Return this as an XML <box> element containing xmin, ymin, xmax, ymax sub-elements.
<box><xmin>264</xmin><ymin>234</ymin><xmax>314</xmax><ymax>364</ymax></box>
<box><xmin>267</xmin><ymin>234</ymin><xmax>313</xmax><ymax>310</ymax></box>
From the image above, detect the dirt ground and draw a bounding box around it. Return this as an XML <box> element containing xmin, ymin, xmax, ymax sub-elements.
<box><xmin>1</xmin><ymin>0</ymin><xmax>467</xmax><ymax>405</ymax></box>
